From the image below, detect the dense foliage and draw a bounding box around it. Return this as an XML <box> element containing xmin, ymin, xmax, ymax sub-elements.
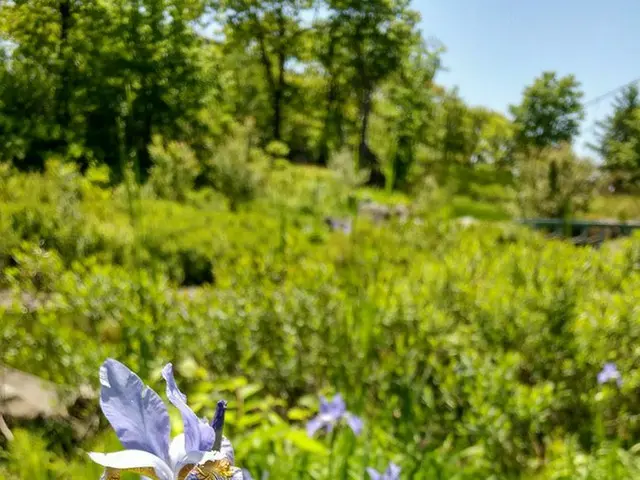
<box><xmin>3</xmin><ymin>0</ymin><xmax>637</xmax><ymax>195</ymax></box>
<box><xmin>1</xmin><ymin>163</ymin><xmax>640</xmax><ymax>479</ymax></box>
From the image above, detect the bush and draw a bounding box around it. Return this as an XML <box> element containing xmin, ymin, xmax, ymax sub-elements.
<box><xmin>328</xmin><ymin>148</ymin><xmax>369</xmax><ymax>189</ymax></box>
<box><xmin>202</xmin><ymin>126</ymin><xmax>263</xmax><ymax>211</ymax></box>
<box><xmin>148</xmin><ymin>135</ymin><xmax>200</xmax><ymax>202</ymax></box>
<box><xmin>4</xmin><ymin>165</ymin><xmax>640</xmax><ymax>478</ymax></box>
<box><xmin>516</xmin><ymin>143</ymin><xmax>599</xmax><ymax>218</ymax></box>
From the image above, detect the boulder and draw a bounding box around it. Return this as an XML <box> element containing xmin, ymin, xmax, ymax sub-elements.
<box><xmin>0</xmin><ymin>364</ymin><xmax>98</xmax><ymax>444</ymax></box>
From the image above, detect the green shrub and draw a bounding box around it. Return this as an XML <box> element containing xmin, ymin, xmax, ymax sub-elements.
<box><xmin>148</xmin><ymin>135</ymin><xmax>200</xmax><ymax>202</ymax></box>
<box><xmin>3</xmin><ymin>165</ymin><xmax>640</xmax><ymax>478</ymax></box>
<box><xmin>202</xmin><ymin>129</ymin><xmax>263</xmax><ymax>212</ymax></box>
<box><xmin>516</xmin><ymin>144</ymin><xmax>599</xmax><ymax>218</ymax></box>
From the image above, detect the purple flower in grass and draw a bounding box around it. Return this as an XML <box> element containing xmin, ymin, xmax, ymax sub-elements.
<box><xmin>597</xmin><ymin>362</ymin><xmax>622</xmax><ymax>387</ymax></box>
<box><xmin>367</xmin><ymin>462</ymin><xmax>401</xmax><ymax>480</ymax></box>
<box><xmin>306</xmin><ymin>394</ymin><xmax>363</xmax><ymax>437</ymax></box>
<box><xmin>88</xmin><ymin>358</ymin><xmax>243</xmax><ymax>480</ymax></box>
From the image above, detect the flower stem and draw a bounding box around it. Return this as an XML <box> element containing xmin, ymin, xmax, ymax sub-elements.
<box><xmin>327</xmin><ymin>428</ymin><xmax>337</xmax><ymax>479</ymax></box>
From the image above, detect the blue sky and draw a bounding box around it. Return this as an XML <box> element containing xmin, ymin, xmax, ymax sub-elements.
<box><xmin>415</xmin><ymin>0</ymin><xmax>640</xmax><ymax>158</ymax></box>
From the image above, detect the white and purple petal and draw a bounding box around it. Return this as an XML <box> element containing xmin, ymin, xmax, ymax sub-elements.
<box><xmin>221</xmin><ymin>436</ymin><xmax>236</xmax><ymax>465</ymax></box>
<box><xmin>88</xmin><ymin>449</ymin><xmax>173</xmax><ymax>480</ymax></box>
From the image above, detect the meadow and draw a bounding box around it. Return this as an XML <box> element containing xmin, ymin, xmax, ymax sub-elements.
<box><xmin>2</xmin><ymin>159</ymin><xmax>640</xmax><ymax>479</ymax></box>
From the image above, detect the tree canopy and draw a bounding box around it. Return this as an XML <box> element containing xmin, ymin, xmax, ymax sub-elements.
<box><xmin>1</xmin><ymin>0</ymin><xmax>639</xmax><ymax>192</ymax></box>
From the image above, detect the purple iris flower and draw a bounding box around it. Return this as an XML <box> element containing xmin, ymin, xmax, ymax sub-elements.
<box><xmin>306</xmin><ymin>394</ymin><xmax>363</xmax><ymax>437</ymax></box>
<box><xmin>597</xmin><ymin>362</ymin><xmax>622</xmax><ymax>386</ymax></box>
<box><xmin>87</xmin><ymin>358</ymin><xmax>242</xmax><ymax>480</ymax></box>
<box><xmin>367</xmin><ymin>462</ymin><xmax>401</xmax><ymax>480</ymax></box>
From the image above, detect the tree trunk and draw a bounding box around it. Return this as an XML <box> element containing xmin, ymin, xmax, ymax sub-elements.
<box><xmin>254</xmin><ymin>21</ymin><xmax>278</xmax><ymax>141</ymax></box>
<box><xmin>358</xmin><ymin>88</ymin><xmax>372</xmax><ymax>162</ymax></box>
<box><xmin>318</xmin><ymin>29</ymin><xmax>338</xmax><ymax>167</ymax></box>
<box><xmin>56</xmin><ymin>0</ymin><xmax>72</xmax><ymax>150</ymax></box>
<box><xmin>273</xmin><ymin>49</ymin><xmax>285</xmax><ymax>142</ymax></box>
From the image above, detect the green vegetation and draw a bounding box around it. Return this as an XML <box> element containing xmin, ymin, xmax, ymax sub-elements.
<box><xmin>2</xmin><ymin>162</ymin><xmax>640</xmax><ymax>479</ymax></box>
<box><xmin>3</xmin><ymin>0</ymin><xmax>640</xmax><ymax>478</ymax></box>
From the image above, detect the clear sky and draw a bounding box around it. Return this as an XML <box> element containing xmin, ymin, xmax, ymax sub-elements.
<box><xmin>415</xmin><ymin>0</ymin><xmax>640</xmax><ymax>158</ymax></box>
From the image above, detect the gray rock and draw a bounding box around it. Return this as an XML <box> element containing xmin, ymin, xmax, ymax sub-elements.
<box><xmin>0</xmin><ymin>364</ymin><xmax>98</xmax><ymax>442</ymax></box>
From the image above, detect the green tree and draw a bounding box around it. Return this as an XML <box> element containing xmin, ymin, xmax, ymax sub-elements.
<box><xmin>326</xmin><ymin>0</ymin><xmax>421</xmax><ymax>186</ymax></box>
<box><xmin>592</xmin><ymin>85</ymin><xmax>640</xmax><ymax>189</ymax></box>
<box><xmin>0</xmin><ymin>0</ymin><xmax>210</xmax><ymax>176</ymax></box>
<box><xmin>313</xmin><ymin>13</ymin><xmax>356</xmax><ymax>166</ymax></box>
<box><xmin>468</xmin><ymin>107</ymin><xmax>514</xmax><ymax>166</ymax></box>
<box><xmin>510</xmin><ymin>71</ymin><xmax>585</xmax><ymax>150</ymax></box>
<box><xmin>438</xmin><ymin>88</ymin><xmax>473</xmax><ymax>166</ymax></box>
<box><xmin>214</xmin><ymin>0</ymin><xmax>313</xmax><ymax>144</ymax></box>
<box><xmin>515</xmin><ymin>143</ymin><xmax>597</xmax><ymax>218</ymax></box>
<box><xmin>376</xmin><ymin>40</ymin><xmax>442</xmax><ymax>190</ymax></box>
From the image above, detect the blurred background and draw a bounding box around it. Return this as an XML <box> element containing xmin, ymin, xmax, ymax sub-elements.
<box><xmin>2</xmin><ymin>0</ymin><xmax>640</xmax><ymax>478</ymax></box>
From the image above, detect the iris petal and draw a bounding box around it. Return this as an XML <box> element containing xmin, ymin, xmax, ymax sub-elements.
<box><xmin>345</xmin><ymin>412</ymin><xmax>364</xmax><ymax>435</ymax></box>
<box><xmin>99</xmin><ymin>359</ymin><xmax>171</xmax><ymax>460</ymax></box>
<box><xmin>366</xmin><ymin>467</ymin><xmax>382</xmax><ymax>480</ymax></box>
<box><xmin>230</xmin><ymin>467</ymin><xmax>245</xmax><ymax>480</ymax></box>
<box><xmin>221</xmin><ymin>436</ymin><xmax>235</xmax><ymax>465</ymax></box>
<box><xmin>88</xmin><ymin>450</ymin><xmax>173</xmax><ymax>480</ymax></box>
<box><xmin>386</xmin><ymin>462</ymin><xmax>401</xmax><ymax>479</ymax></box>
<box><xmin>162</xmin><ymin>363</ymin><xmax>215</xmax><ymax>452</ymax></box>
<box><xmin>319</xmin><ymin>396</ymin><xmax>331</xmax><ymax>414</ymax></box>
<box><xmin>306</xmin><ymin>415</ymin><xmax>326</xmax><ymax>437</ymax></box>
<box><xmin>329</xmin><ymin>394</ymin><xmax>346</xmax><ymax>416</ymax></box>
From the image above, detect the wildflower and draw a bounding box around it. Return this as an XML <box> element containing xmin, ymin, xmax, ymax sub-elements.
<box><xmin>306</xmin><ymin>393</ymin><xmax>363</xmax><ymax>437</ymax></box>
<box><xmin>88</xmin><ymin>358</ymin><xmax>242</xmax><ymax>480</ymax></box>
<box><xmin>597</xmin><ymin>362</ymin><xmax>622</xmax><ymax>387</ymax></box>
<box><xmin>367</xmin><ymin>462</ymin><xmax>401</xmax><ymax>480</ymax></box>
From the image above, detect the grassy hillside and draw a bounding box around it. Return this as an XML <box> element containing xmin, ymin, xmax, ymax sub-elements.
<box><xmin>2</xmin><ymin>161</ymin><xmax>640</xmax><ymax>479</ymax></box>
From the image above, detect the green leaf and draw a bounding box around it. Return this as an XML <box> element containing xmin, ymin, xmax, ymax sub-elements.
<box><xmin>285</xmin><ymin>430</ymin><xmax>329</xmax><ymax>456</ymax></box>
<box><xmin>287</xmin><ymin>407</ymin><xmax>311</xmax><ymax>421</ymax></box>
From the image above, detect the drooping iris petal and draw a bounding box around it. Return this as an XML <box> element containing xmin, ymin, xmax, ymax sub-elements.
<box><xmin>344</xmin><ymin>412</ymin><xmax>364</xmax><ymax>435</ymax></box>
<box><xmin>99</xmin><ymin>358</ymin><xmax>171</xmax><ymax>460</ymax></box>
<box><xmin>88</xmin><ymin>450</ymin><xmax>174</xmax><ymax>480</ymax></box>
<box><xmin>306</xmin><ymin>415</ymin><xmax>326</xmax><ymax>437</ymax></box>
<box><xmin>162</xmin><ymin>363</ymin><xmax>215</xmax><ymax>452</ymax></box>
